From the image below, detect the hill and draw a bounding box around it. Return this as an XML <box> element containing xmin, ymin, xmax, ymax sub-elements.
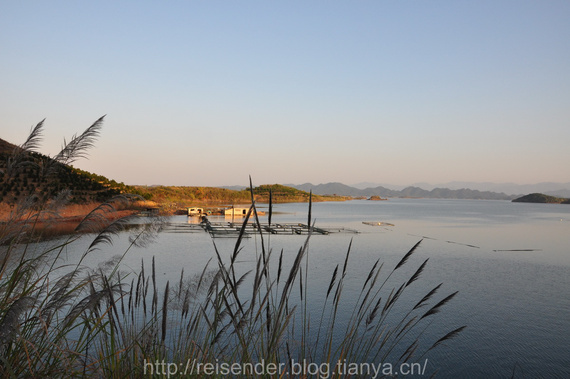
<box><xmin>252</xmin><ymin>184</ymin><xmax>347</xmax><ymax>203</ymax></box>
<box><xmin>2</xmin><ymin>130</ymin><xmax>345</xmax><ymax>210</ymax></box>
<box><xmin>0</xmin><ymin>137</ymin><xmax>145</xmax><ymax>205</ymax></box>
<box><xmin>133</xmin><ymin>183</ymin><xmax>348</xmax><ymax>207</ymax></box>
<box><xmin>512</xmin><ymin>193</ymin><xmax>570</xmax><ymax>204</ymax></box>
<box><xmin>0</xmin><ymin>138</ymin><xmax>19</xmax><ymax>155</ymax></box>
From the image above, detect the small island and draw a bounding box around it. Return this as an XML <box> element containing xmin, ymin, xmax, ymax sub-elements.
<box><xmin>512</xmin><ymin>193</ymin><xmax>570</xmax><ymax>204</ymax></box>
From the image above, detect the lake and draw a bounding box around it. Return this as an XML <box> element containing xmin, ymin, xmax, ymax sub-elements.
<box><xmin>42</xmin><ymin>198</ymin><xmax>570</xmax><ymax>378</ymax></box>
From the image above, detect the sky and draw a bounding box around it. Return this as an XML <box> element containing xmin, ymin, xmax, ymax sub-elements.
<box><xmin>1</xmin><ymin>1</ymin><xmax>569</xmax><ymax>187</ymax></box>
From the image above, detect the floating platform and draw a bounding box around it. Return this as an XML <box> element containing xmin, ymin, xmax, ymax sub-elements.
<box><xmin>162</xmin><ymin>220</ymin><xmax>359</xmax><ymax>237</ymax></box>
<box><xmin>362</xmin><ymin>221</ymin><xmax>395</xmax><ymax>227</ymax></box>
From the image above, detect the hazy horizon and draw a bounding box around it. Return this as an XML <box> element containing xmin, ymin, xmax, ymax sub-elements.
<box><xmin>2</xmin><ymin>2</ymin><xmax>569</xmax><ymax>188</ymax></box>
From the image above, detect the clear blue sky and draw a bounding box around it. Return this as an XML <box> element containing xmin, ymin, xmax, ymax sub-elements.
<box><xmin>1</xmin><ymin>1</ymin><xmax>569</xmax><ymax>187</ymax></box>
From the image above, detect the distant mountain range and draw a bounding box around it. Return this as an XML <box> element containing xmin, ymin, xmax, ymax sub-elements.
<box><xmin>284</xmin><ymin>183</ymin><xmax>517</xmax><ymax>200</ymax></box>
<box><xmin>350</xmin><ymin>181</ymin><xmax>570</xmax><ymax>198</ymax></box>
<box><xmin>223</xmin><ymin>181</ymin><xmax>570</xmax><ymax>200</ymax></box>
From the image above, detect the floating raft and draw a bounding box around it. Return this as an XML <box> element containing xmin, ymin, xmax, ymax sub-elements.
<box><xmin>163</xmin><ymin>220</ymin><xmax>359</xmax><ymax>237</ymax></box>
<box><xmin>162</xmin><ymin>224</ymin><xmax>205</xmax><ymax>233</ymax></box>
<box><xmin>493</xmin><ymin>249</ymin><xmax>542</xmax><ymax>252</ymax></box>
<box><xmin>362</xmin><ymin>221</ymin><xmax>395</xmax><ymax>227</ymax></box>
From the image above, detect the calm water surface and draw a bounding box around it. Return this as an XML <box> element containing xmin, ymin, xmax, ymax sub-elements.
<box><xmin>43</xmin><ymin>199</ymin><xmax>570</xmax><ymax>378</ymax></box>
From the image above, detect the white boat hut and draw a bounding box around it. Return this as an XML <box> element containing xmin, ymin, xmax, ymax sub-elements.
<box><xmin>224</xmin><ymin>207</ymin><xmax>249</xmax><ymax>217</ymax></box>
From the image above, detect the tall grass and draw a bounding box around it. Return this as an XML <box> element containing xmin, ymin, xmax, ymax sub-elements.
<box><xmin>0</xmin><ymin>121</ymin><xmax>465</xmax><ymax>377</ymax></box>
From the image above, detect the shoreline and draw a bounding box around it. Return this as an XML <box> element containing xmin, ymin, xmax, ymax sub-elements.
<box><xmin>0</xmin><ymin>205</ymin><xmax>140</xmax><ymax>242</ymax></box>
<box><xmin>0</xmin><ymin>196</ymin><xmax>350</xmax><ymax>242</ymax></box>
